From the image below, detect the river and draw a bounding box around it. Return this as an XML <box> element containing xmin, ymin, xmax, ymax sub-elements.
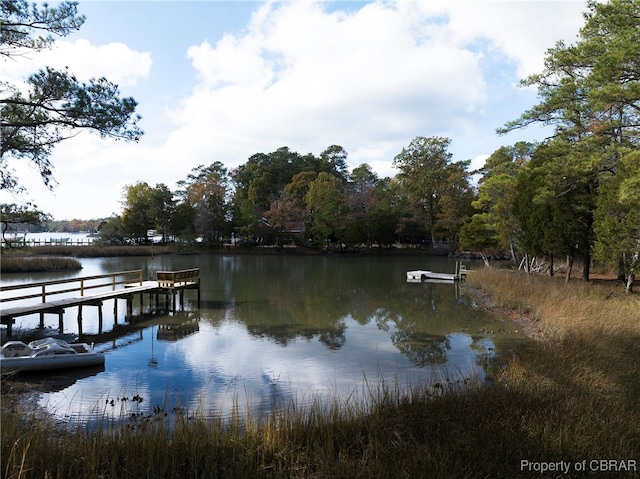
<box><xmin>1</xmin><ymin>254</ymin><xmax>524</xmax><ymax>424</ymax></box>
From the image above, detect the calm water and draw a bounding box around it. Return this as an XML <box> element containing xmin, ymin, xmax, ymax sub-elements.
<box><xmin>1</xmin><ymin>254</ymin><xmax>523</xmax><ymax>423</ymax></box>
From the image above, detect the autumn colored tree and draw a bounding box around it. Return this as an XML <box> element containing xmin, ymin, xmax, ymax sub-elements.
<box><xmin>434</xmin><ymin>159</ymin><xmax>474</xmax><ymax>244</ymax></box>
<box><xmin>178</xmin><ymin>162</ymin><xmax>231</xmax><ymax>246</ymax></box>
<box><xmin>263</xmin><ymin>171</ymin><xmax>318</xmax><ymax>246</ymax></box>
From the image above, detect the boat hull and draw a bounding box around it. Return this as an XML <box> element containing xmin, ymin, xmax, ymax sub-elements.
<box><xmin>0</xmin><ymin>353</ymin><xmax>105</xmax><ymax>372</ymax></box>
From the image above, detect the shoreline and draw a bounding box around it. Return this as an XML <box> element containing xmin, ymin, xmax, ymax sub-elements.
<box><xmin>462</xmin><ymin>281</ymin><xmax>546</xmax><ymax>341</ymax></box>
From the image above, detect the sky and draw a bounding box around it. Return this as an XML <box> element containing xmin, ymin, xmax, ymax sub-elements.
<box><xmin>1</xmin><ymin>0</ymin><xmax>589</xmax><ymax>220</ymax></box>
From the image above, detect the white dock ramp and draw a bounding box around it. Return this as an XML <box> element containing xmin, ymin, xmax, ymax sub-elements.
<box><xmin>406</xmin><ymin>261</ymin><xmax>468</xmax><ymax>283</ymax></box>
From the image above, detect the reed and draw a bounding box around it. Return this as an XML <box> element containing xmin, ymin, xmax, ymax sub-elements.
<box><xmin>2</xmin><ymin>267</ymin><xmax>640</xmax><ymax>478</ymax></box>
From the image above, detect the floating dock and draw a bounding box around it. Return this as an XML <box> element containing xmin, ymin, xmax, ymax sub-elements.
<box><xmin>406</xmin><ymin>261</ymin><xmax>468</xmax><ymax>283</ymax></box>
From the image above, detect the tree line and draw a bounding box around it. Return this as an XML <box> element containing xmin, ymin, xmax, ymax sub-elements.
<box><xmin>99</xmin><ymin>140</ymin><xmax>473</xmax><ymax>250</ymax></box>
<box><xmin>1</xmin><ymin>1</ymin><xmax>638</xmax><ymax>291</ymax></box>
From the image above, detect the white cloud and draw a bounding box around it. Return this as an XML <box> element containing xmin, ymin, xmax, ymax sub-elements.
<box><xmin>1</xmin><ymin>39</ymin><xmax>151</xmax><ymax>85</ymax></box>
<box><xmin>170</xmin><ymin>1</ymin><xmax>490</xmax><ymax>172</ymax></box>
<box><xmin>441</xmin><ymin>1</ymin><xmax>586</xmax><ymax>78</ymax></box>
<box><xmin>166</xmin><ymin>1</ymin><xmax>588</xmax><ymax>179</ymax></box>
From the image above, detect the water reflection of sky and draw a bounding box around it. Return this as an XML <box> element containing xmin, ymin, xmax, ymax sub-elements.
<box><xmin>39</xmin><ymin>315</ymin><xmax>497</xmax><ymax>423</ymax></box>
<box><xmin>4</xmin><ymin>254</ymin><xmax>523</xmax><ymax>424</ymax></box>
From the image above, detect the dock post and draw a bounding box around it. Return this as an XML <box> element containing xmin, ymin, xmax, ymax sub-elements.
<box><xmin>77</xmin><ymin>305</ymin><xmax>83</xmax><ymax>336</ymax></box>
<box><xmin>127</xmin><ymin>296</ymin><xmax>133</xmax><ymax>317</ymax></box>
<box><xmin>180</xmin><ymin>289</ymin><xmax>185</xmax><ymax>310</ymax></box>
<box><xmin>39</xmin><ymin>312</ymin><xmax>45</xmax><ymax>329</ymax></box>
<box><xmin>77</xmin><ymin>307</ymin><xmax>83</xmax><ymax>336</ymax></box>
<box><xmin>98</xmin><ymin>303</ymin><xmax>103</xmax><ymax>333</ymax></box>
<box><xmin>58</xmin><ymin>310</ymin><xmax>64</xmax><ymax>333</ymax></box>
<box><xmin>113</xmin><ymin>299</ymin><xmax>118</xmax><ymax>322</ymax></box>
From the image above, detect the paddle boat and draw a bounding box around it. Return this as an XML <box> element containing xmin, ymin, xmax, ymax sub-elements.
<box><xmin>0</xmin><ymin>337</ymin><xmax>104</xmax><ymax>372</ymax></box>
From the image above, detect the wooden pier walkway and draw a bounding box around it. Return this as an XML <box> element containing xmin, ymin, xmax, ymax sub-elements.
<box><xmin>0</xmin><ymin>269</ymin><xmax>200</xmax><ymax>337</ymax></box>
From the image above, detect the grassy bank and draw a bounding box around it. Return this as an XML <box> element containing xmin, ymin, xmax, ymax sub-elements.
<box><xmin>0</xmin><ymin>256</ymin><xmax>82</xmax><ymax>273</ymax></box>
<box><xmin>0</xmin><ymin>246</ymin><xmax>170</xmax><ymax>273</ymax></box>
<box><xmin>2</xmin><ymin>268</ymin><xmax>640</xmax><ymax>478</ymax></box>
<box><xmin>11</xmin><ymin>245</ymin><xmax>170</xmax><ymax>258</ymax></box>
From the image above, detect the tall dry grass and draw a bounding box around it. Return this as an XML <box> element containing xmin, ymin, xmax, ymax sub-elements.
<box><xmin>467</xmin><ymin>267</ymin><xmax>639</xmax><ymax>337</ymax></box>
<box><xmin>2</xmin><ymin>266</ymin><xmax>640</xmax><ymax>478</ymax></box>
<box><xmin>466</xmin><ymin>268</ymin><xmax>640</xmax><ymax>459</ymax></box>
<box><xmin>467</xmin><ymin>268</ymin><xmax>640</xmax><ymax>389</ymax></box>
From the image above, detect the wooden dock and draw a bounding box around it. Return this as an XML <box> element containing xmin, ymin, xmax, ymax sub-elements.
<box><xmin>0</xmin><ymin>269</ymin><xmax>200</xmax><ymax>337</ymax></box>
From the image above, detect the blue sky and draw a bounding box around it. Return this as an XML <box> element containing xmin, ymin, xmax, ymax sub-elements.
<box><xmin>1</xmin><ymin>0</ymin><xmax>588</xmax><ymax>220</ymax></box>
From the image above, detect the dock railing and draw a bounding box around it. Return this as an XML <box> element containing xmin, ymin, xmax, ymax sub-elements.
<box><xmin>1</xmin><ymin>269</ymin><xmax>202</xmax><ymax>337</ymax></box>
<box><xmin>156</xmin><ymin>268</ymin><xmax>200</xmax><ymax>288</ymax></box>
<box><xmin>0</xmin><ymin>270</ymin><xmax>144</xmax><ymax>306</ymax></box>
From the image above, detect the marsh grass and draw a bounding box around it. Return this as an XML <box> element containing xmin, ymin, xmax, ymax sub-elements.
<box><xmin>0</xmin><ymin>256</ymin><xmax>82</xmax><ymax>273</ymax></box>
<box><xmin>0</xmin><ymin>246</ymin><xmax>170</xmax><ymax>272</ymax></box>
<box><xmin>3</xmin><ymin>267</ymin><xmax>640</xmax><ymax>478</ymax></box>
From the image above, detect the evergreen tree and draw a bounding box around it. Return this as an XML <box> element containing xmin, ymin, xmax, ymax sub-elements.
<box><xmin>1</xmin><ymin>1</ymin><xmax>142</xmax><ymax>192</ymax></box>
<box><xmin>500</xmin><ymin>0</ymin><xmax>640</xmax><ymax>282</ymax></box>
